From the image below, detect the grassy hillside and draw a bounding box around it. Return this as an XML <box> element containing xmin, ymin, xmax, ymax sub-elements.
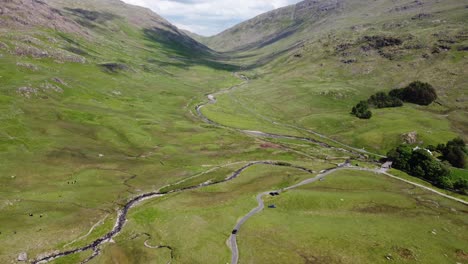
<box><xmin>199</xmin><ymin>0</ymin><xmax>468</xmax><ymax>153</ymax></box>
<box><xmin>0</xmin><ymin>0</ymin><xmax>272</xmax><ymax>262</ymax></box>
<box><xmin>0</xmin><ymin>0</ymin><xmax>466</xmax><ymax>263</ymax></box>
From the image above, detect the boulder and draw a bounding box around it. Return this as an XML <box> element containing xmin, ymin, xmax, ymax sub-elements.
<box><xmin>18</xmin><ymin>252</ymin><xmax>27</xmax><ymax>261</ymax></box>
<box><xmin>402</xmin><ymin>131</ymin><xmax>418</xmax><ymax>144</ymax></box>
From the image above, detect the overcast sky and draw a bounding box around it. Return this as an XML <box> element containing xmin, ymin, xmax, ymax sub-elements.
<box><xmin>121</xmin><ymin>0</ymin><xmax>302</xmax><ymax>36</ymax></box>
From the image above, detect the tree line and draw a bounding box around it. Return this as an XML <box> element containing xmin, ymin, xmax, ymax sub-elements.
<box><xmin>387</xmin><ymin>138</ymin><xmax>467</xmax><ymax>194</ymax></box>
<box><xmin>351</xmin><ymin>81</ymin><xmax>437</xmax><ymax>119</ymax></box>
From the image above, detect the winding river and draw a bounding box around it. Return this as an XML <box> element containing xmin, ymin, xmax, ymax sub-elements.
<box><xmin>31</xmin><ymin>73</ymin><xmax>465</xmax><ymax>264</ymax></box>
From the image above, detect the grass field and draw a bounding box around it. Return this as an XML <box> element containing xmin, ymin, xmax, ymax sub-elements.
<box><xmin>78</xmin><ymin>168</ymin><xmax>468</xmax><ymax>264</ymax></box>
<box><xmin>90</xmin><ymin>162</ymin><xmax>335</xmax><ymax>264</ymax></box>
<box><xmin>239</xmin><ymin>170</ymin><xmax>468</xmax><ymax>264</ymax></box>
<box><xmin>200</xmin><ymin>0</ymin><xmax>467</xmax><ymax>154</ymax></box>
<box><xmin>0</xmin><ymin>0</ymin><xmax>467</xmax><ymax>263</ymax></box>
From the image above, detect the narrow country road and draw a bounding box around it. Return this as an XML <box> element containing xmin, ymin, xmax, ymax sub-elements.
<box><xmin>196</xmin><ymin>73</ymin><xmax>385</xmax><ymax>158</ymax></box>
<box><xmin>228</xmin><ymin>162</ymin><xmax>468</xmax><ymax>264</ymax></box>
<box><xmin>229</xmin><ymin>162</ymin><xmax>350</xmax><ymax>264</ymax></box>
<box><xmin>30</xmin><ymin>73</ymin><xmax>467</xmax><ymax>264</ymax></box>
<box><xmin>31</xmin><ymin>161</ymin><xmax>316</xmax><ymax>264</ymax></box>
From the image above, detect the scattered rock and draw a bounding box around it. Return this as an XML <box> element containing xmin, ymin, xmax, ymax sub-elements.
<box><xmin>0</xmin><ymin>41</ymin><xmax>8</xmax><ymax>50</ymax></box>
<box><xmin>336</xmin><ymin>43</ymin><xmax>352</xmax><ymax>52</ymax></box>
<box><xmin>390</xmin><ymin>0</ymin><xmax>423</xmax><ymax>12</ymax></box>
<box><xmin>14</xmin><ymin>35</ymin><xmax>44</xmax><ymax>46</ymax></box>
<box><xmin>411</xmin><ymin>13</ymin><xmax>433</xmax><ymax>20</ymax></box>
<box><xmin>52</xmin><ymin>77</ymin><xmax>68</xmax><ymax>86</ymax></box>
<box><xmin>14</xmin><ymin>44</ymin><xmax>48</xmax><ymax>58</ymax></box>
<box><xmin>18</xmin><ymin>252</ymin><xmax>27</xmax><ymax>262</ymax></box>
<box><xmin>16</xmin><ymin>62</ymin><xmax>39</xmax><ymax>71</ymax></box>
<box><xmin>431</xmin><ymin>229</ymin><xmax>437</xmax><ymax>235</ymax></box>
<box><xmin>111</xmin><ymin>90</ymin><xmax>122</xmax><ymax>96</ymax></box>
<box><xmin>17</xmin><ymin>87</ymin><xmax>38</xmax><ymax>98</ymax></box>
<box><xmin>401</xmin><ymin>131</ymin><xmax>418</xmax><ymax>144</ymax></box>
<box><xmin>385</xmin><ymin>253</ymin><xmax>393</xmax><ymax>260</ymax></box>
<box><xmin>40</xmin><ymin>82</ymin><xmax>63</xmax><ymax>93</ymax></box>
<box><xmin>361</xmin><ymin>45</ymin><xmax>371</xmax><ymax>52</ymax></box>
<box><xmin>12</xmin><ymin>43</ymin><xmax>85</xmax><ymax>63</ymax></box>
<box><xmin>341</xmin><ymin>58</ymin><xmax>357</xmax><ymax>64</ymax></box>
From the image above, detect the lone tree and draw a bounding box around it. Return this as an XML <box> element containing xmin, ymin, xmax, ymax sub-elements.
<box><xmin>390</xmin><ymin>81</ymin><xmax>438</xmax><ymax>105</ymax></box>
<box><xmin>351</xmin><ymin>101</ymin><xmax>372</xmax><ymax>119</ymax></box>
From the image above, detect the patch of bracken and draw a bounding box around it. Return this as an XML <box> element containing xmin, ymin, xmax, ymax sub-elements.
<box><xmin>363</xmin><ymin>36</ymin><xmax>403</xmax><ymax>49</ymax></box>
<box><xmin>99</xmin><ymin>62</ymin><xmax>129</xmax><ymax>73</ymax></box>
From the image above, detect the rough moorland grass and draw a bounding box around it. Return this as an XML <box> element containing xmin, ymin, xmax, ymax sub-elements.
<box><xmin>204</xmin><ymin>74</ymin><xmax>459</xmax><ymax>154</ymax></box>
<box><xmin>388</xmin><ymin>169</ymin><xmax>468</xmax><ymax>202</ymax></box>
<box><xmin>90</xmin><ymin>162</ymin><xmax>335</xmax><ymax>264</ymax></box>
<box><xmin>239</xmin><ymin>170</ymin><xmax>468</xmax><ymax>264</ymax></box>
<box><xmin>200</xmin><ymin>0</ymin><xmax>467</xmax><ymax>154</ymax></box>
<box><xmin>0</xmin><ymin>24</ymin><xmax>304</xmax><ymax>262</ymax></box>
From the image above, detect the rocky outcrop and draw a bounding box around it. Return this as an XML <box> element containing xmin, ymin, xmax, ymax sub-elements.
<box><xmin>0</xmin><ymin>0</ymin><xmax>87</xmax><ymax>36</ymax></box>
<box><xmin>402</xmin><ymin>131</ymin><xmax>418</xmax><ymax>144</ymax></box>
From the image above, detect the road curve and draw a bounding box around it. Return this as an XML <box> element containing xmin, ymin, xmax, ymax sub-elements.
<box><xmin>30</xmin><ymin>73</ymin><xmax>466</xmax><ymax>264</ymax></box>
<box><xmin>195</xmin><ymin>73</ymin><xmax>385</xmax><ymax>158</ymax></box>
<box><xmin>31</xmin><ymin>161</ymin><xmax>316</xmax><ymax>264</ymax></box>
<box><xmin>229</xmin><ymin>163</ymin><xmax>468</xmax><ymax>264</ymax></box>
<box><xmin>229</xmin><ymin>163</ymin><xmax>349</xmax><ymax>264</ymax></box>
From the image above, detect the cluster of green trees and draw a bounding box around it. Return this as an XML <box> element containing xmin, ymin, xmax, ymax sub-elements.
<box><xmin>368</xmin><ymin>92</ymin><xmax>403</xmax><ymax>108</ymax></box>
<box><xmin>351</xmin><ymin>101</ymin><xmax>372</xmax><ymax>119</ymax></box>
<box><xmin>389</xmin><ymin>81</ymin><xmax>438</xmax><ymax>106</ymax></box>
<box><xmin>388</xmin><ymin>138</ymin><xmax>467</xmax><ymax>194</ymax></box>
<box><xmin>429</xmin><ymin>138</ymin><xmax>468</xmax><ymax>168</ymax></box>
<box><xmin>351</xmin><ymin>81</ymin><xmax>438</xmax><ymax>119</ymax></box>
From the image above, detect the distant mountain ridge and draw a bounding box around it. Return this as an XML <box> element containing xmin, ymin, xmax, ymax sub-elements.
<box><xmin>197</xmin><ymin>0</ymin><xmax>467</xmax><ymax>53</ymax></box>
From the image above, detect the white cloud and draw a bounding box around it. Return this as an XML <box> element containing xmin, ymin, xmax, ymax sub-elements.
<box><xmin>122</xmin><ymin>0</ymin><xmax>302</xmax><ymax>36</ymax></box>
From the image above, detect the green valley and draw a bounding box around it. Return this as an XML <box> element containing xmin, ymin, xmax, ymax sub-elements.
<box><xmin>0</xmin><ymin>0</ymin><xmax>466</xmax><ymax>263</ymax></box>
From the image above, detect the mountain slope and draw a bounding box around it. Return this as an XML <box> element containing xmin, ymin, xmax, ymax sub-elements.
<box><xmin>0</xmin><ymin>0</ymin><xmax>243</xmax><ymax>262</ymax></box>
<box><xmin>44</xmin><ymin>0</ymin><xmax>211</xmax><ymax>53</ymax></box>
<box><xmin>201</xmin><ymin>0</ymin><xmax>467</xmax><ymax>53</ymax></box>
<box><xmin>197</xmin><ymin>0</ymin><xmax>468</xmax><ymax>151</ymax></box>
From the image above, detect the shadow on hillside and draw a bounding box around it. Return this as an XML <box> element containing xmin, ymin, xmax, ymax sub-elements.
<box><xmin>204</xmin><ymin>23</ymin><xmax>304</xmax><ymax>71</ymax></box>
<box><xmin>216</xmin><ymin>40</ymin><xmax>305</xmax><ymax>71</ymax></box>
<box><xmin>228</xmin><ymin>23</ymin><xmax>302</xmax><ymax>53</ymax></box>
<box><xmin>142</xmin><ymin>26</ymin><xmax>304</xmax><ymax>72</ymax></box>
<box><xmin>143</xmin><ymin>28</ymin><xmax>241</xmax><ymax>71</ymax></box>
<box><xmin>63</xmin><ymin>8</ymin><xmax>120</xmax><ymax>29</ymax></box>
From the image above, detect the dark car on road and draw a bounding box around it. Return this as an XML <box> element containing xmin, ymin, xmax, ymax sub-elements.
<box><xmin>232</xmin><ymin>229</ymin><xmax>238</xmax><ymax>235</ymax></box>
